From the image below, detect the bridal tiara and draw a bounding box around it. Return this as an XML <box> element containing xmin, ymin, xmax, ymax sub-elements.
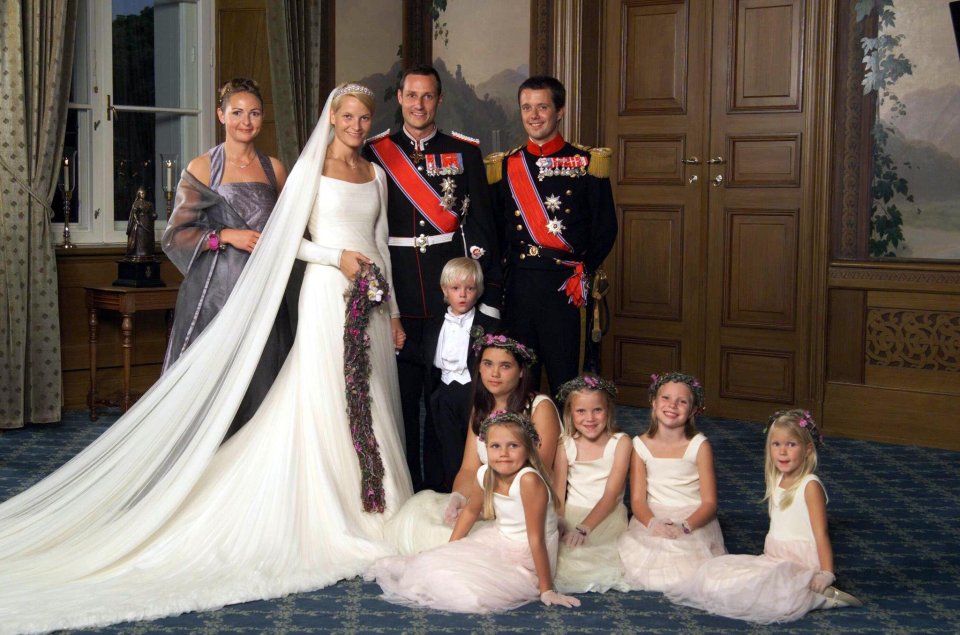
<box><xmin>334</xmin><ymin>83</ymin><xmax>374</xmax><ymax>99</ymax></box>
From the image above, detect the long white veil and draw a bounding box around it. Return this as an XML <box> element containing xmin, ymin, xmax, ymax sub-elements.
<box><xmin>0</xmin><ymin>92</ymin><xmax>336</xmax><ymax>583</ymax></box>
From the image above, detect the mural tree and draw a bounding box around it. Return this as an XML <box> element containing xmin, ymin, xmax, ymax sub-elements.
<box><xmin>857</xmin><ymin>0</ymin><xmax>919</xmax><ymax>257</ymax></box>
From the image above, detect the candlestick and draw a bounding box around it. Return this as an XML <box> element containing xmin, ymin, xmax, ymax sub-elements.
<box><xmin>164</xmin><ymin>159</ymin><xmax>174</xmax><ymax>193</ymax></box>
<box><xmin>60</xmin><ymin>154</ymin><xmax>75</xmax><ymax>248</ymax></box>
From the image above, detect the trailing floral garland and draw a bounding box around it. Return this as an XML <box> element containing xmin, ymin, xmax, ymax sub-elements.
<box><xmin>343</xmin><ymin>263</ymin><xmax>389</xmax><ymax>513</ymax></box>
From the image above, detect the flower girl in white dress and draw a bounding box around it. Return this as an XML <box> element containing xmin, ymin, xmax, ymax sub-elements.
<box><xmin>368</xmin><ymin>411</ymin><xmax>580</xmax><ymax>613</ymax></box>
<box><xmin>552</xmin><ymin>374</ymin><xmax>632</xmax><ymax>593</ymax></box>
<box><xmin>617</xmin><ymin>372</ymin><xmax>726</xmax><ymax>592</ymax></box>
<box><xmin>667</xmin><ymin>410</ymin><xmax>862</xmax><ymax>623</ymax></box>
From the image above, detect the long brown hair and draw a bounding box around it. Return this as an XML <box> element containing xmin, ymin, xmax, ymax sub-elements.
<box><xmin>468</xmin><ymin>339</ymin><xmax>537</xmax><ymax>436</ymax></box>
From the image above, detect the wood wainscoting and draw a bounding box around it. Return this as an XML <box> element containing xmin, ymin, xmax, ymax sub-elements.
<box><xmin>57</xmin><ymin>247</ymin><xmax>183</xmax><ymax>411</ymax></box>
<box><xmin>824</xmin><ymin>263</ymin><xmax>960</xmax><ymax>450</ymax></box>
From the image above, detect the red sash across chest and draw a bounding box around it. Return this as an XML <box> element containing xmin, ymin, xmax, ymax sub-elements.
<box><xmin>369</xmin><ymin>137</ymin><xmax>459</xmax><ymax>233</ymax></box>
<box><xmin>506</xmin><ymin>152</ymin><xmax>572</xmax><ymax>252</ymax></box>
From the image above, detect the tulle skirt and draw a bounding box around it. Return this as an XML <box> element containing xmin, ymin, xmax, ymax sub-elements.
<box><xmin>666</xmin><ymin>535</ymin><xmax>827</xmax><ymax>623</ymax></box>
<box><xmin>555</xmin><ymin>503</ymin><xmax>629</xmax><ymax>593</ymax></box>
<box><xmin>368</xmin><ymin>525</ymin><xmax>557</xmax><ymax>613</ymax></box>
<box><xmin>383</xmin><ymin>489</ymin><xmax>491</xmax><ymax>555</ymax></box>
<box><xmin>617</xmin><ymin>503</ymin><xmax>726</xmax><ymax>592</ymax></box>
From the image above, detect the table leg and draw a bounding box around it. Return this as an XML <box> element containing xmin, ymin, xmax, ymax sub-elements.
<box><xmin>120</xmin><ymin>312</ymin><xmax>134</xmax><ymax>412</ymax></box>
<box><xmin>88</xmin><ymin>307</ymin><xmax>99</xmax><ymax>421</ymax></box>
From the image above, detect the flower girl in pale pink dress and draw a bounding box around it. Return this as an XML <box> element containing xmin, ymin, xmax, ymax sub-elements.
<box><xmin>667</xmin><ymin>410</ymin><xmax>862</xmax><ymax>623</ymax></box>
<box><xmin>368</xmin><ymin>412</ymin><xmax>579</xmax><ymax>613</ymax></box>
<box><xmin>617</xmin><ymin>372</ymin><xmax>726</xmax><ymax>592</ymax></box>
<box><xmin>552</xmin><ymin>374</ymin><xmax>632</xmax><ymax>593</ymax></box>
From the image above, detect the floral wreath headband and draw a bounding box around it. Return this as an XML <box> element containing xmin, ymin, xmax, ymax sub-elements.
<box><xmin>648</xmin><ymin>372</ymin><xmax>705</xmax><ymax>411</ymax></box>
<box><xmin>470</xmin><ymin>328</ymin><xmax>538</xmax><ymax>366</ymax></box>
<box><xmin>478</xmin><ymin>410</ymin><xmax>541</xmax><ymax>448</ymax></box>
<box><xmin>764</xmin><ymin>409</ymin><xmax>824</xmax><ymax>446</ymax></box>
<box><xmin>556</xmin><ymin>374</ymin><xmax>618</xmax><ymax>403</ymax></box>
<box><xmin>333</xmin><ymin>83</ymin><xmax>374</xmax><ymax>99</ymax></box>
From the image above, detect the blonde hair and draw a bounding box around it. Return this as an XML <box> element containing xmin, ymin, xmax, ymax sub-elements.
<box><xmin>440</xmin><ymin>257</ymin><xmax>484</xmax><ymax>298</ymax></box>
<box><xmin>218</xmin><ymin>77</ymin><xmax>263</xmax><ymax>110</ymax></box>
<box><xmin>763</xmin><ymin>411</ymin><xmax>819</xmax><ymax>509</ymax></box>
<box><xmin>331</xmin><ymin>82</ymin><xmax>375</xmax><ymax>114</ymax></box>
<box><xmin>481</xmin><ymin>421</ymin><xmax>559</xmax><ymax>520</ymax></box>
<box><xmin>562</xmin><ymin>387</ymin><xmax>619</xmax><ymax>438</ymax></box>
<box><xmin>646</xmin><ymin>380</ymin><xmax>698</xmax><ymax>439</ymax></box>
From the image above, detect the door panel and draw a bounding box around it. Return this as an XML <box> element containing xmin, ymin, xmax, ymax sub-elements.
<box><xmin>705</xmin><ymin>0</ymin><xmax>811</xmax><ymax>418</ymax></box>
<box><xmin>603</xmin><ymin>0</ymin><xmax>816</xmax><ymax>418</ymax></box>
<box><xmin>603</xmin><ymin>0</ymin><xmax>710</xmax><ymax>405</ymax></box>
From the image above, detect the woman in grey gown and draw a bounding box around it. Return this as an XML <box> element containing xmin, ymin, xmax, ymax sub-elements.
<box><xmin>162</xmin><ymin>77</ymin><xmax>293</xmax><ymax>437</ymax></box>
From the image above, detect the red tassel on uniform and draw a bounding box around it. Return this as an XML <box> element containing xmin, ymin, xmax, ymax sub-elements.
<box><xmin>558</xmin><ymin>261</ymin><xmax>588</xmax><ymax>308</ymax></box>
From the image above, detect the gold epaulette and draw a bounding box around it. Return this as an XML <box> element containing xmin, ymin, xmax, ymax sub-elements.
<box><xmin>484</xmin><ymin>152</ymin><xmax>505</xmax><ymax>184</ymax></box>
<box><xmin>587</xmin><ymin>146</ymin><xmax>612</xmax><ymax>178</ymax></box>
<box><xmin>365</xmin><ymin>129</ymin><xmax>390</xmax><ymax>145</ymax></box>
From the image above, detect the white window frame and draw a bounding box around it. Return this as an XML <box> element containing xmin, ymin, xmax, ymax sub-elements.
<box><xmin>56</xmin><ymin>0</ymin><xmax>215</xmax><ymax>245</ymax></box>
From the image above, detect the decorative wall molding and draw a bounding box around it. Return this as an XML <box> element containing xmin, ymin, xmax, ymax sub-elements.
<box><xmin>865</xmin><ymin>309</ymin><xmax>960</xmax><ymax>372</ymax></box>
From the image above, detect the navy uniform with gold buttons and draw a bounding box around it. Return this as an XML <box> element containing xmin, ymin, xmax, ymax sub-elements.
<box><xmin>487</xmin><ymin>134</ymin><xmax>617</xmax><ymax>396</ymax></box>
<box><xmin>364</xmin><ymin>126</ymin><xmax>500</xmax><ymax>490</ymax></box>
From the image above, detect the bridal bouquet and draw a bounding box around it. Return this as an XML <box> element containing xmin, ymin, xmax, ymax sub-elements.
<box><xmin>343</xmin><ymin>263</ymin><xmax>391</xmax><ymax>513</ymax></box>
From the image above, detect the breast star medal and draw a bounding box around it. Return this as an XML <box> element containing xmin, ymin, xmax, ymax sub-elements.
<box><xmin>546</xmin><ymin>218</ymin><xmax>566</xmax><ymax>236</ymax></box>
<box><xmin>544</xmin><ymin>194</ymin><xmax>562</xmax><ymax>212</ymax></box>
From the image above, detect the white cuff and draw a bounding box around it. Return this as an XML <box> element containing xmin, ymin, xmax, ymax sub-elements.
<box><xmin>297</xmin><ymin>239</ymin><xmax>342</xmax><ymax>267</ymax></box>
<box><xmin>478</xmin><ymin>303</ymin><xmax>500</xmax><ymax>320</ymax></box>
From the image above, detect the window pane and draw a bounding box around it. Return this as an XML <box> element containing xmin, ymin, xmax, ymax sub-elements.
<box><xmin>112</xmin><ymin>0</ymin><xmax>198</xmax><ymax>109</ymax></box>
<box><xmin>113</xmin><ymin>111</ymin><xmax>196</xmax><ymax>224</ymax></box>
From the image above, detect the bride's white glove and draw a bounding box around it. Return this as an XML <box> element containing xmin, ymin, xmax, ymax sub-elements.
<box><xmin>297</xmin><ymin>239</ymin><xmax>342</xmax><ymax>267</ymax></box>
<box><xmin>443</xmin><ymin>492</ymin><xmax>467</xmax><ymax>526</ymax></box>
<box><xmin>540</xmin><ymin>589</ymin><xmax>580</xmax><ymax>608</ymax></box>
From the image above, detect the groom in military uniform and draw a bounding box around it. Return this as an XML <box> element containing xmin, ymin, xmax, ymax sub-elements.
<box><xmin>365</xmin><ymin>64</ymin><xmax>501</xmax><ymax>491</ymax></box>
<box><xmin>487</xmin><ymin>75</ymin><xmax>618</xmax><ymax>398</ymax></box>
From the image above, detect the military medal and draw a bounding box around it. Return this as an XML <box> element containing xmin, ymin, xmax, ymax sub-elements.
<box><xmin>426</xmin><ymin>153</ymin><xmax>464</xmax><ymax>177</ymax></box>
<box><xmin>410</xmin><ymin>148</ymin><xmax>424</xmax><ymax>164</ymax></box>
<box><xmin>546</xmin><ymin>218</ymin><xmax>566</xmax><ymax>236</ymax></box>
<box><xmin>440</xmin><ymin>176</ymin><xmax>457</xmax><ymax>211</ymax></box>
<box><xmin>544</xmin><ymin>194</ymin><xmax>562</xmax><ymax>212</ymax></box>
<box><xmin>536</xmin><ymin>155</ymin><xmax>589</xmax><ymax>181</ymax></box>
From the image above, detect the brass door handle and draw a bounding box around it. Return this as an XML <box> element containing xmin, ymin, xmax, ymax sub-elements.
<box><xmin>707</xmin><ymin>156</ymin><xmax>726</xmax><ymax>164</ymax></box>
<box><xmin>711</xmin><ymin>174</ymin><xmax>724</xmax><ymax>186</ymax></box>
<box><xmin>688</xmin><ymin>175</ymin><xmax>699</xmax><ymax>184</ymax></box>
<box><xmin>681</xmin><ymin>157</ymin><xmax>701</xmax><ymax>165</ymax></box>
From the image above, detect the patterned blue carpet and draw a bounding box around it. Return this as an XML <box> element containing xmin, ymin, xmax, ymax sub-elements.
<box><xmin>1</xmin><ymin>407</ymin><xmax>958</xmax><ymax>634</ymax></box>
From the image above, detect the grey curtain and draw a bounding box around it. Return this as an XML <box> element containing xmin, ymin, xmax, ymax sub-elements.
<box><xmin>264</xmin><ymin>0</ymin><xmax>327</xmax><ymax>333</ymax></box>
<box><xmin>0</xmin><ymin>0</ymin><xmax>77</xmax><ymax>428</ymax></box>
<box><xmin>265</xmin><ymin>0</ymin><xmax>326</xmax><ymax>170</ymax></box>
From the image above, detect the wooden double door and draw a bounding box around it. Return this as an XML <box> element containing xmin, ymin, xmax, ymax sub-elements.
<box><xmin>602</xmin><ymin>0</ymin><xmax>829</xmax><ymax>419</ymax></box>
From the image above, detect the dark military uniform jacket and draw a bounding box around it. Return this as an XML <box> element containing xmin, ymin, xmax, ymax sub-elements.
<box><xmin>364</xmin><ymin>127</ymin><xmax>501</xmax><ymax>320</ymax></box>
<box><xmin>488</xmin><ymin>134</ymin><xmax>617</xmax><ymax>305</ymax></box>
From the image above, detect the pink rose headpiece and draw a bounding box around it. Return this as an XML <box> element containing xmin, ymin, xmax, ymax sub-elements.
<box><xmin>648</xmin><ymin>372</ymin><xmax>704</xmax><ymax>411</ymax></box>
<box><xmin>556</xmin><ymin>374</ymin><xmax>618</xmax><ymax>403</ymax></box>
<box><xmin>470</xmin><ymin>329</ymin><xmax>537</xmax><ymax>366</ymax></box>
<box><xmin>764</xmin><ymin>409</ymin><xmax>824</xmax><ymax>446</ymax></box>
<box><xmin>478</xmin><ymin>410</ymin><xmax>541</xmax><ymax>448</ymax></box>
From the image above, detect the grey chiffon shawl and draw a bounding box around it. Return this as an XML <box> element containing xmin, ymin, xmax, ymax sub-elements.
<box><xmin>162</xmin><ymin>163</ymin><xmax>293</xmax><ymax>434</ymax></box>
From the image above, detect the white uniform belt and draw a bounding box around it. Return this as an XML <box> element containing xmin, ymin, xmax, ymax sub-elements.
<box><xmin>388</xmin><ymin>232</ymin><xmax>456</xmax><ymax>249</ymax></box>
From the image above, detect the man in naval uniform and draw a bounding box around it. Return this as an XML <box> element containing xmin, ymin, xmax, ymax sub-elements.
<box><xmin>486</xmin><ymin>75</ymin><xmax>617</xmax><ymax>398</ymax></box>
<box><xmin>364</xmin><ymin>64</ymin><xmax>501</xmax><ymax>492</ymax></box>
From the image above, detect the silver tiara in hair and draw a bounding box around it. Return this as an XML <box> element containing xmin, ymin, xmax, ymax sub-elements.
<box><xmin>334</xmin><ymin>83</ymin><xmax>374</xmax><ymax>99</ymax></box>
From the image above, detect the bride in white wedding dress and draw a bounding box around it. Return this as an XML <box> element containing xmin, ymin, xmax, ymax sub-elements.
<box><xmin>0</xmin><ymin>85</ymin><xmax>412</xmax><ymax>635</ymax></box>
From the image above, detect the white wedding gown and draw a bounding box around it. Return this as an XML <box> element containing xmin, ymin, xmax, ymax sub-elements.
<box><xmin>0</xmin><ymin>162</ymin><xmax>412</xmax><ymax>634</ymax></box>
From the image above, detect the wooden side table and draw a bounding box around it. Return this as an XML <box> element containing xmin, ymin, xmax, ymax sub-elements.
<box><xmin>85</xmin><ymin>285</ymin><xmax>179</xmax><ymax>420</ymax></box>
